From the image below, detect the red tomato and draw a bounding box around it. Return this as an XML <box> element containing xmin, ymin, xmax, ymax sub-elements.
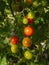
<box><xmin>10</xmin><ymin>36</ymin><xmax>19</xmax><ymax>45</ymax></box>
<box><xmin>24</xmin><ymin>26</ymin><xmax>34</xmax><ymax>36</ymax></box>
<box><xmin>28</xmin><ymin>18</ymin><xmax>34</xmax><ymax>24</ymax></box>
<box><xmin>26</xmin><ymin>16</ymin><xmax>34</xmax><ymax>24</ymax></box>
<box><xmin>26</xmin><ymin>11</ymin><xmax>34</xmax><ymax>24</ymax></box>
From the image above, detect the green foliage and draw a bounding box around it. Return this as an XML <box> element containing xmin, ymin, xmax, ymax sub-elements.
<box><xmin>0</xmin><ymin>57</ymin><xmax>7</xmax><ymax>65</ymax></box>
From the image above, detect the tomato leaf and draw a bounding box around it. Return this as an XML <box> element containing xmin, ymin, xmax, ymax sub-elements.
<box><xmin>4</xmin><ymin>37</ymin><xmax>9</xmax><ymax>44</ymax></box>
<box><xmin>0</xmin><ymin>57</ymin><xmax>7</xmax><ymax>65</ymax></box>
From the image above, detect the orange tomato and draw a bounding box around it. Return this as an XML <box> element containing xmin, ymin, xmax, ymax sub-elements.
<box><xmin>24</xmin><ymin>0</ymin><xmax>33</xmax><ymax>5</ymax></box>
<box><xmin>24</xmin><ymin>26</ymin><xmax>34</xmax><ymax>36</ymax></box>
<box><xmin>22</xmin><ymin>37</ymin><xmax>32</xmax><ymax>47</ymax></box>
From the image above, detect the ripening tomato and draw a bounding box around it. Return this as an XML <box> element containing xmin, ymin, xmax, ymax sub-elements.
<box><xmin>10</xmin><ymin>36</ymin><xmax>19</xmax><ymax>45</ymax></box>
<box><xmin>24</xmin><ymin>0</ymin><xmax>33</xmax><ymax>5</ymax></box>
<box><xmin>26</xmin><ymin>11</ymin><xmax>34</xmax><ymax>24</ymax></box>
<box><xmin>24</xmin><ymin>50</ymin><xmax>33</xmax><ymax>60</ymax></box>
<box><xmin>24</xmin><ymin>26</ymin><xmax>34</xmax><ymax>36</ymax></box>
<box><xmin>22</xmin><ymin>37</ymin><xmax>32</xmax><ymax>47</ymax></box>
<box><xmin>11</xmin><ymin>45</ymin><xmax>18</xmax><ymax>53</ymax></box>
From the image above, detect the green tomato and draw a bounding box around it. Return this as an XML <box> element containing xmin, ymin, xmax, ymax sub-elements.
<box><xmin>23</xmin><ymin>17</ymin><xmax>28</xmax><ymax>24</ymax></box>
<box><xmin>27</xmin><ymin>11</ymin><xmax>34</xmax><ymax>19</ymax></box>
<box><xmin>33</xmin><ymin>1</ymin><xmax>38</xmax><ymax>7</ymax></box>
<box><xmin>11</xmin><ymin>45</ymin><xmax>18</xmax><ymax>53</ymax></box>
<box><xmin>24</xmin><ymin>50</ymin><xmax>32</xmax><ymax>60</ymax></box>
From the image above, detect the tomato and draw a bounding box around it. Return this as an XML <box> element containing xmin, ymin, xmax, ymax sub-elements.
<box><xmin>23</xmin><ymin>17</ymin><xmax>28</xmax><ymax>24</ymax></box>
<box><xmin>33</xmin><ymin>1</ymin><xmax>38</xmax><ymax>7</ymax></box>
<box><xmin>22</xmin><ymin>37</ymin><xmax>32</xmax><ymax>47</ymax></box>
<box><xmin>24</xmin><ymin>0</ymin><xmax>33</xmax><ymax>5</ymax></box>
<box><xmin>26</xmin><ymin>11</ymin><xmax>34</xmax><ymax>24</ymax></box>
<box><xmin>11</xmin><ymin>45</ymin><xmax>18</xmax><ymax>53</ymax></box>
<box><xmin>24</xmin><ymin>50</ymin><xmax>32</xmax><ymax>60</ymax></box>
<box><xmin>28</xmin><ymin>18</ymin><xmax>34</xmax><ymax>24</ymax></box>
<box><xmin>10</xmin><ymin>36</ymin><xmax>19</xmax><ymax>45</ymax></box>
<box><xmin>24</xmin><ymin>26</ymin><xmax>34</xmax><ymax>36</ymax></box>
<box><xmin>27</xmin><ymin>11</ymin><xmax>34</xmax><ymax>19</ymax></box>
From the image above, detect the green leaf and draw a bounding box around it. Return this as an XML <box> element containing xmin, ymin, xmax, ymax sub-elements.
<box><xmin>3</xmin><ymin>37</ymin><xmax>9</xmax><ymax>44</ymax></box>
<box><xmin>34</xmin><ymin>20</ymin><xmax>40</xmax><ymax>24</ymax></box>
<box><xmin>1</xmin><ymin>56</ymin><xmax>7</xmax><ymax>65</ymax></box>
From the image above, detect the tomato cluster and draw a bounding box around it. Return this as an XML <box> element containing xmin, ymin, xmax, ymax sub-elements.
<box><xmin>10</xmin><ymin>36</ymin><xmax>19</xmax><ymax>53</ymax></box>
<box><xmin>23</xmin><ymin>11</ymin><xmax>34</xmax><ymax>24</ymax></box>
<box><xmin>9</xmin><ymin>10</ymin><xmax>35</xmax><ymax>59</ymax></box>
